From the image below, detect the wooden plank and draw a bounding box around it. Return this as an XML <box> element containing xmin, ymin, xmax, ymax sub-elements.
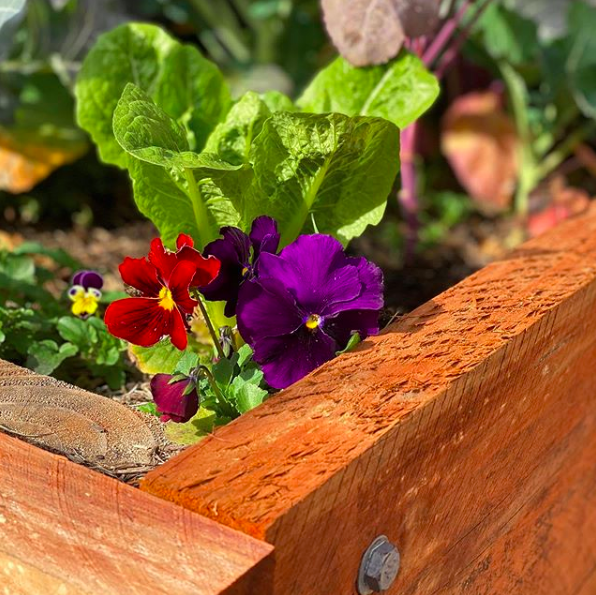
<box><xmin>142</xmin><ymin>205</ymin><xmax>596</xmax><ymax>594</ymax></box>
<box><xmin>0</xmin><ymin>431</ymin><xmax>273</xmax><ymax>595</ymax></box>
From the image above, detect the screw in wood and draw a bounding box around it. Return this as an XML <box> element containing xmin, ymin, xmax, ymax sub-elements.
<box><xmin>357</xmin><ymin>535</ymin><xmax>401</xmax><ymax>594</ymax></box>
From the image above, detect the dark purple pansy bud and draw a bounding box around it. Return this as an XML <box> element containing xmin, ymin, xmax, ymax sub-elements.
<box><xmin>72</xmin><ymin>270</ymin><xmax>104</xmax><ymax>290</ymax></box>
<box><xmin>201</xmin><ymin>216</ymin><xmax>280</xmax><ymax>317</ymax></box>
<box><xmin>150</xmin><ymin>374</ymin><xmax>199</xmax><ymax>423</ymax></box>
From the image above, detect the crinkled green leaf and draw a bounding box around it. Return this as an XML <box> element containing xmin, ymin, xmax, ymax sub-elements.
<box><xmin>114</xmin><ymin>84</ymin><xmax>253</xmax><ymax>247</ymax></box>
<box><xmin>204</xmin><ymin>91</ymin><xmax>273</xmax><ymax>165</ymax></box>
<box><xmin>127</xmin><ymin>155</ymin><xmax>253</xmax><ymax>248</ymax></box>
<box><xmin>26</xmin><ymin>340</ymin><xmax>78</xmax><ymax>375</ymax></box>
<box><xmin>113</xmin><ymin>84</ymin><xmax>243</xmax><ymax>171</ymax></box>
<box><xmin>248</xmin><ymin>112</ymin><xmax>400</xmax><ymax>245</ymax></box>
<box><xmin>153</xmin><ymin>44</ymin><xmax>231</xmax><ymax>151</ymax></box>
<box><xmin>75</xmin><ymin>23</ymin><xmax>230</xmax><ymax>167</ymax></box>
<box><xmin>297</xmin><ymin>53</ymin><xmax>439</xmax><ymax>130</ymax></box>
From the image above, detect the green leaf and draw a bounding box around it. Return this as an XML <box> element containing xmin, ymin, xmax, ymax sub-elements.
<box><xmin>335</xmin><ymin>332</ymin><xmax>361</xmax><ymax>356</ymax></box>
<box><xmin>76</xmin><ymin>23</ymin><xmax>178</xmax><ymax>168</ymax></box>
<box><xmin>131</xmin><ymin>340</ymin><xmax>192</xmax><ymax>375</ymax></box>
<box><xmin>173</xmin><ymin>351</ymin><xmax>200</xmax><ymax>376</ymax></box>
<box><xmin>75</xmin><ymin>23</ymin><xmax>230</xmax><ymax>167</ymax></box>
<box><xmin>230</xmin><ymin>379</ymin><xmax>268</xmax><ymax>414</ymax></box>
<box><xmin>153</xmin><ymin>44</ymin><xmax>231</xmax><ymax>151</ymax></box>
<box><xmin>26</xmin><ymin>340</ymin><xmax>78</xmax><ymax>375</ymax></box>
<box><xmin>297</xmin><ymin>53</ymin><xmax>439</xmax><ymax>130</ymax></box>
<box><xmin>57</xmin><ymin>316</ymin><xmax>97</xmax><ymax>349</ymax></box>
<box><xmin>204</xmin><ymin>91</ymin><xmax>273</xmax><ymax>166</ymax></box>
<box><xmin>566</xmin><ymin>1</ymin><xmax>596</xmax><ymax>119</ymax></box>
<box><xmin>137</xmin><ymin>402</ymin><xmax>159</xmax><ymax>416</ymax></box>
<box><xmin>475</xmin><ymin>3</ymin><xmax>539</xmax><ymax>66</ymax></box>
<box><xmin>236</xmin><ymin>344</ymin><xmax>253</xmax><ymax>368</ymax></box>
<box><xmin>164</xmin><ymin>408</ymin><xmax>216</xmax><ymax>445</ymax></box>
<box><xmin>126</xmin><ymin>154</ymin><xmax>251</xmax><ymax>249</ymax></box>
<box><xmin>261</xmin><ymin>90</ymin><xmax>296</xmax><ymax>113</ymax></box>
<box><xmin>114</xmin><ymin>84</ymin><xmax>251</xmax><ymax>248</ymax></box>
<box><xmin>212</xmin><ymin>357</ymin><xmax>235</xmax><ymax>388</ymax></box>
<box><xmin>248</xmin><ymin>112</ymin><xmax>400</xmax><ymax>245</ymax></box>
<box><xmin>0</xmin><ymin>254</ymin><xmax>35</xmax><ymax>283</ymax></box>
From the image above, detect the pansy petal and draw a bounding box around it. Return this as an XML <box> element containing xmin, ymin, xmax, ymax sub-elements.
<box><xmin>253</xmin><ymin>328</ymin><xmax>337</xmax><ymax>389</ymax></box>
<box><xmin>149</xmin><ymin>238</ymin><xmax>178</xmax><ymax>284</ymax></box>
<box><xmin>150</xmin><ymin>374</ymin><xmax>199</xmax><ymax>423</ymax></box>
<box><xmin>176</xmin><ymin>233</ymin><xmax>194</xmax><ymax>250</ymax></box>
<box><xmin>73</xmin><ymin>270</ymin><xmax>103</xmax><ymax>290</ymax></box>
<box><xmin>168</xmin><ymin>260</ymin><xmax>199</xmax><ymax>314</ymax></box>
<box><xmin>105</xmin><ymin>297</ymin><xmax>170</xmax><ymax>346</ymax></box>
<box><xmin>176</xmin><ymin>246</ymin><xmax>221</xmax><ymax>288</ymax></box>
<box><xmin>250</xmin><ymin>216</ymin><xmax>280</xmax><ymax>259</ymax></box>
<box><xmin>119</xmin><ymin>257</ymin><xmax>161</xmax><ymax>296</ymax></box>
<box><xmin>201</xmin><ymin>232</ymin><xmax>248</xmax><ymax>315</ymax></box>
<box><xmin>168</xmin><ymin>307</ymin><xmax>189</xmax><ymax>350</ymax></box>
<box><xmin>258</xmin><ymin>251</ymin><xmax>361</xmax><ymax>315</ymax></box>
<box><xmin>324</xmin><ymin>309</ymin><xmax>380</xmax><ymax>347</ymax></box>
<box><xmin>236</xmin><ymin>278</ymin><xmax>303</xmax><ymax>344</ymax></box>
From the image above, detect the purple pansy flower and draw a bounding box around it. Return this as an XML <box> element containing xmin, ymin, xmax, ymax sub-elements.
<box><xmin>150</xmin><ymin>374</ymin><xmax>199</xmax><ymax>423</ymax></box>
<box><xmin>236</xmin><ymin>234</ymin><xmax>384</xmax><ymax>389</ymax></box>
<box><xmin>201</xmin><ymin>216</ymin><xmax>280</xmax><ymax>317</ymax></box>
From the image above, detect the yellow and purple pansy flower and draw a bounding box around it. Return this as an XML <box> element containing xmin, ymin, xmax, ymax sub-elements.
<box><xmin>68</xmin><ymin>270</ymin><xmax>104</xmax><ymax>318</ymax></box>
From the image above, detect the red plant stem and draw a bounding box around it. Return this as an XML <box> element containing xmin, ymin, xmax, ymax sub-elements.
<box><xmin>422</xmin><ymin>0</ymin><xmax>471</xmax><ymax>67</ymax></box>
<box><xmin>399</xmin><ymin>122</ymin><xmax>419</xmax><ymax>263</ymax></box>
<box><xmin>435</xmin><ymin>0</ymin><xmax>494</xmax><ymax>78</ymax></box>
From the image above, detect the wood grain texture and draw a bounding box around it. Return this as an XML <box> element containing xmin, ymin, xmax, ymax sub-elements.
<box><xmin>0</xmin><ymin>359</ymin><xmax>160</xmax><ymax>472</ymax></box>
<box><xmin>143</xmin><ymin>205</ymin><xmax>596</xmax><ymax>594</ymax></box>
<box><xmin>0</xmin><ymin>430</ymin><xmax>273</xmax><ymax>595</ymax></box>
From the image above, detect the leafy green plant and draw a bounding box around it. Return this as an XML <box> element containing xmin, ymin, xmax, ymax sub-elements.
<box><xmin>471</xmin><ymin>0</ymin><xmax>596</xmax><ymax>215</ymax></box>
<box><xmin>75</xmin><ymin>22</ymin><xmax>439</xmax><ymax>251</ymax></box>
<box><xmin>0</xmin><ymin>243</ymin><xmax>130</xmax><ymax>389</ymax></box>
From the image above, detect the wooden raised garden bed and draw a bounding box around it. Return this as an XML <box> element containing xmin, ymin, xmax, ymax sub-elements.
<box><xmin>2</xmin><ymin>205</ymin><xmax>596</xmax><ymax>594</ymax></box>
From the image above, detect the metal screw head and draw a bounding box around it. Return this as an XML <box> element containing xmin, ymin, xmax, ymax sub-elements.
<box><xmin>357</xmin><ymin>535</ymin><xmax>401</xmax><ymax>594</ymax></box>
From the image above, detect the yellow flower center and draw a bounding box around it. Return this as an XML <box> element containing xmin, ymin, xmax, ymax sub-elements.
<box><xmin>241</xmin><ymin>266</ymin><xmax>250</xmax><ymax>277</ymax></box>
<box><xmin>305</xmin><ymin>314</ymin><xmax>321</xmax><ymax>330</ymax></box>
<box><xmin>158</xmin><ymin>287</ymin><xmax>175</xmax><ymax>311</ymax></box>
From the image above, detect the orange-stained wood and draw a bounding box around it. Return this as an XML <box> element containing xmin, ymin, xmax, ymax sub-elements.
<box><xmin>0</xmin><ymin>430</ymin><xmax>273</xmax><ymax>595</ymax></box>
<box><xmin>142</xmin><ymin>205</ymin><xmax>596</xmax><ymax>594</ymax></box>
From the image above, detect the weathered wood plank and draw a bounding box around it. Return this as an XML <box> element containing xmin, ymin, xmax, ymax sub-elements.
<box><xmin>0</xmin><ymin>428</ymin><xmax>273</xmax><ymax>595</ymax></box>
<box><xmin>142</xmin><ymin>205</ymin><xmax>596</xmax><ymax>594</ymax></box>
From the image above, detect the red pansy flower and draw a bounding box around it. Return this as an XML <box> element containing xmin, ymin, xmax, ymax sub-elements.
<box><xmin>105</xmin><ymin>234</ymin><xmax>220</xmax><ymax>350</ymax></box>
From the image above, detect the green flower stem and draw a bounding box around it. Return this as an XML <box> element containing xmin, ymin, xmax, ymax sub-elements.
<box><xmin>183</xmin><ymin>168</ymin><xmax>212</xmax><ymax>249</ymax></box>
<box><xmin>198</xmin><ymin>366</ymin><xmax>236</xmax><ymax>418</ymax></box>
<box><xmin>500</xmin><ymin>61</ymin><xmax>535</xmax><ymax>216</ymax></box>
<box><xmin>195</xmin><ymin>293</ymin><xmax>226</xmax><ymax>360</ymax></box>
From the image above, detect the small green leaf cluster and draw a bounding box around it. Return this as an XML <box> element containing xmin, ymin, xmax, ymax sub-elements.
<box><xmin>156</xmin><ymin>343</ymin><xmax>269</xmax><ymax>445</ymax></box>
<box><xmin>0</xmin><ymin>243</ymin><xmax>129</xmax><ymax>389</ymax></box>
<box><xmin>75</xmin><ymin>23</ymin><xmax>439</xmax><ymax>250</ymax></box>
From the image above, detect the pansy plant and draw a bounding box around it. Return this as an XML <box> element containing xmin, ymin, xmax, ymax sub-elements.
<box><xmin>105</xmin><ymin>217</ymin><xmax>384</xmax><ymax>443</ymax></box>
